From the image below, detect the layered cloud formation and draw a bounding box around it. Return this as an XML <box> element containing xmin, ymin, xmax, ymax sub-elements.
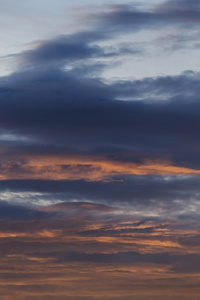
<box><xmin>0</xmin><ymin>0</ymin><xmax>200</xmax><ymax>299</ymax></box>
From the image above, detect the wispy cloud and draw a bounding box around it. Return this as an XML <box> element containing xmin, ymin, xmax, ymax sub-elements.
<box><xmin>0</xmin><ymin>201</ymin><xmax>199</xmax><ymax>299</ymax></box>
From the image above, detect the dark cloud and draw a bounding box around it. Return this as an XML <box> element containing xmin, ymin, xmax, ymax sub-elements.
<box><xmin>0</xmin><ymin>4</ymin><xmax>199</xmax><ymax>176</ymax></box>
<box><xmin>0</xmin><ymin>201</ymin><xmax>45</xmax><ymax>220</ymax></box>
<box><xmin>0</xmin><ymin>1</ymin><xmax>200</xmax><ymax>299</ymax></box>
<box><xmin>17</xmin><ymin>31</ymin><xmax>142</xmax><ymax>72</ymax></box>
<box><xmin>156</xmin><ymin>0</ymin><xmax>200</xmax><ymax>14</ymax></box>
<box><xmin>24</xmin><ymin>35</ymin><xmax>103</xmax><ymax>64</ymax></box>
<box><xmin>179</xmin><ymin>235</ymin><xmax>200</xmax><ymax>248</ymax></box>
<box><xmin>1</xmin><ymin>174</ymin><xmax>200</xmax><ymax>210</ymax></box>
<box><xmin>1</xmin><ymin>68</ymin><xmax>200</xmax><ymax>171</ymax></box>
<box><xmin>54</xmin><ymin>251</ymin><xmax>200</xmax><ymax>273</ymax></box>
<box><xmin>89</xmin><ymin>0</ymin><xmax>200</xmax><ymax>35</ymax></box>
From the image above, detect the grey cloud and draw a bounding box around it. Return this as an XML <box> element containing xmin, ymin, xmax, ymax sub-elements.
<box><xmin>0</xmin><ymin>201</ymin><xmax>45</xmax><ymax>220</ymax></box>
<box><xmin>1</xmin><ymin>69</ymin><xmax>200</xmax><ymax>170</ymax></box>
<box><xmin>10</xmin><ymin>1</ymin><xmax>200</xmax><ymax>71</ymax></box>
<box><xmin>19</xmin><ymin>33</ymin><xmax>142</xmax><ymax>70</ymax></box>
<box><xmin>1</xmin><ymin>174</ymin><xmax>200</xmax><ymax>209</ymax></box>
<box><xmin>90</xmin><ymin>0</ymin><xmax>200</xmax><ymax>36</ymax></box>
<box><xmin>23</xmin><ymin>35</ymin><xmax>103</xmax><ymax>66</ymax></box>
<box><xmin>51</xmin><ymin>250</ymin><xmax>200</xmax><ymax>274</ymax></box>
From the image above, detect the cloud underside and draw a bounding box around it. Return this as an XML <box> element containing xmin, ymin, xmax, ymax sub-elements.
<box><xmin>1</xmin><ymin>0</ymin><xmax>200</xmax><ymax>180</ymax></box>
<box><xmin>1</xmin><ymin>68</ymin><xmax>200</xmax><ymax>182</ymax></box>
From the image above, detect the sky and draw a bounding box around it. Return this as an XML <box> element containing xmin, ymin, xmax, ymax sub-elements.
<box><xmin>0</xmin><ymin>0</ymin><xmax>200</xmax><ymax>299</ymax></box>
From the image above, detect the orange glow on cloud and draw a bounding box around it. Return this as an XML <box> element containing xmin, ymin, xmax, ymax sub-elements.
<box><xmin>0</xmin><ymin>154</ymin><xmax>200</xmax><ymax>181</ymax></box>
<box><xmin>0</xmin><ymin>203</ymin><xmax>199</xmax><ymax>300</ymax></box>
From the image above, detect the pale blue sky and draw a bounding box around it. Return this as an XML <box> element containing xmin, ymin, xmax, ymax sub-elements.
<box><xmin>0</xmin><ymin>0</ymin><xmax>199</xmax><ymax>78</ymax></box>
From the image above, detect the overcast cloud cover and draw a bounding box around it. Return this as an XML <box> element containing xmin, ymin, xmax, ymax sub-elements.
<box><xmin>0</xmin><ymin>0</ymin><xmax>200</xmax><ymax>299</ymax></box>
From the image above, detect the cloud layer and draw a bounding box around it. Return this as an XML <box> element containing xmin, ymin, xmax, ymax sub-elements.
<box><xmin>0</xmin><ymin>0</ymin><xmax>200</xmax><ymax>299</ymax></box>
<box><xmin>0</xmin><ymin>202</ymin><xmax>199</xmax><ymax>299</ymax></box>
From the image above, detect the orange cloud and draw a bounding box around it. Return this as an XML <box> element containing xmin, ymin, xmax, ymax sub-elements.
<box><xmin>0</xmin><ymin>153</ymin><xmax>200</xmax><ymax>181</ymax></box>
<box><xmin>0</xmin><ymin>203</ymin><xmax>199</xmax><ymax>299</ymax></box>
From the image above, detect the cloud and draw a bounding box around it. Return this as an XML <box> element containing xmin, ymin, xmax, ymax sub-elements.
<box><xmin>86</xmin><ymin>0</ymin><xmax>200</xmax><ymax>35</ymax></box>
<box><xmin>0</xmin><ymin>200</ymin><xmax>199</xmax><ymax>299</ymax></box>
<box><xmin>22</xmin><ymin>34</ymin><xmax>104</xmax><ymax>67</ymax></box>
<box><xmin>1</xmin><ymin>2</ymin><xmax>199</xmax><ymax>183</ymax></box>
<box><xmin>6</xmin><ymin>0</ymin><xmax>200</xmax><ymax>73</ymax></box>
<box><xmin>0</xmin><ymin>173</ymin><xmax>200</xmax><ymax>211</ymax></box>
<box><xmin>1</xmin><ymin>69</ymin><xmax>200</xmax><ymax>177</ymax></box>
<box><xmin>0</xmin><ymin>1</ymin><xmax>200</xmax><ymax>299</ymax></box>
<box><xmin>0</xmin><ymin>198</ymin><xmax>198</xmax><ymax>300</ymax></box>
<box><xmin>0</xmin><ymin>200</ymin><xmax>45</xmax><ymax>220</ymax></box>
<box><xmin>22</xmin><ymin>35</ymin><xmax>142</xmax><ymax>67</ymax></box>
<box><xmin>54</xmin><ymin>250</ymin><xmax>200</xmax><ymax>274</ymax></box>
